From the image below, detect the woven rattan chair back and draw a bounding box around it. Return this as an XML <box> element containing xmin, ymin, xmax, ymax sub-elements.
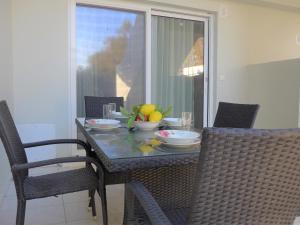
<box><xmin>213</xmin><ymin>102</ymin><xmax>259</xmax><ymax>128</ymax></box>
<box><xmin>0</xmin><ymin>101</ymin><xmax>28</xmax><ymax>194</ymax></box>
<box><xmin>187</xmin><ymin>128</ymin><xmax>300</xmax><ymax>225</ymax></box>
<box><xmin>84</xmin><ymin>96</ymin><xmax>124</xmax><ymax>118</ymax></box>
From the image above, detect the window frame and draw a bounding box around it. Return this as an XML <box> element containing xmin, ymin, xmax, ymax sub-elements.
<box><xmin>68</xmin><ymin>0</ymin><xmax>215</xmax><ymax>143</ymax></box>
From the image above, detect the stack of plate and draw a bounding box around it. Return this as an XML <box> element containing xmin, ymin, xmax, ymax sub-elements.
<box><xmin>154</xmin><ymin>130</ymin><xmax>200</xmax><ymax>148</ymax></box>
<box><xmin>86</xmin><ymin>119</ymin><xmax>120</xmax><ymax>131</ymax></box>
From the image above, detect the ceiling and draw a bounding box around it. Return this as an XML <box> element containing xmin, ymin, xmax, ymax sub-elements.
<box><xmin>238</xmin><ymin>0</ymin><xmax>300</xmax><ymax>11</ymax></box>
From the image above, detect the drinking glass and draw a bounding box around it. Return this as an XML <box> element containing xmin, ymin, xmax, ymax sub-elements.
<box><xmin>109</xmin><ymin>103</ymin><xmax>116</xmax><ymax>113</ymax></box>
<box><xmin>103</xmin><ymin>104</ymin><xmax>112</xmax><ymax>119</ymax></box>
<box><xmin>181</xmin><ymin>112</ymin><xmax>192</xmax><ymax>129</ymax></box>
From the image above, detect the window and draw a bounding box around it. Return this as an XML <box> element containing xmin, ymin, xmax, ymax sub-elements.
<box><xmin>75</xmin><ymin>4</ymin><xmax>210</xmax><ymax>128</ymax></box>
<box><xmin>76</xmin><ymin>5</ymin><xmax>146</xmax><ymax>116</ymax></box>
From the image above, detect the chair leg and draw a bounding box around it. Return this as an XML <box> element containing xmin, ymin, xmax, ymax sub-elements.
<box><xmin>16</xmin><ymin>200</ymin><xmax>26</xmax><ymax>225</ymax></box>
<box><xmin>88</xmin><ymin>190</ymin><xmax>92</xmax><ymax>208</ymax></box>
<box><xmin>100</xmin><ymin>187</ymin><xmax>108</xmax><ymax>225</ymax></box>
<box><xmin>90</xmin><ymin>190</ymin><xmax>97</xmax><ymax>218</ymax></box>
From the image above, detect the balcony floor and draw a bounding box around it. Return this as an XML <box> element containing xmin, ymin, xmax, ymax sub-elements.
<box><xmin>1</xmin><ymin>164</ymin><xmax>300</xmax><ymax>225</ymax></box>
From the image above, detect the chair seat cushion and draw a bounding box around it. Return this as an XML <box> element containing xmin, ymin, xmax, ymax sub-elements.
<box><xmin>24</xmin><ymin>167</ymin><xmax>99</xmax><ymax>200</ymax></box>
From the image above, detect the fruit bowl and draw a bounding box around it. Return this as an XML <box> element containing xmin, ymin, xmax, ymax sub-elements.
<box><xmin>134</xmin><ymin>121</ymin><xmax>160</xmax><ymax>131</ymax></box>
<box><xmin>120</xmin><ymin>104</ymin><xmax>172</xmax><ymax>130</ymax></box>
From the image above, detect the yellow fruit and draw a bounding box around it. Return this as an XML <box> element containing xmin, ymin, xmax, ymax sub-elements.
<box><xmin>139</xmin><ymin>145</ymin><xmax>154</xmax><ymax>153</ymax></box>
<box><xmin>150</xmin><ymin>139</ymin><xmax>161</xmax><ymax>147</ymax></box>
<box><xmin>140</xmin><ymin>104</ymin><xmax>156</xmax><ymax>116</ymax></box>
<box><xmin>149</xmin><ymin>111</ymin><xmax>162</xmax><ymax>122</ymax></box>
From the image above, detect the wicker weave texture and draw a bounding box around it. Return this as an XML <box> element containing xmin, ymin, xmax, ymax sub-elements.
<box><xmin>0</xmin><ymin>100</ymin><xmax>108</xmax><ymax>225</ymax></box>
<box><xmin>124</xmin><ymin>164</ymin><xmax>197</xmax><ymax>225</ymax></box>
<box><xmin>213</xmin><ymin>101</ymin><xmax>259</xmax><ymax>128</ymax></box>
<box><xmin>188</xmin><ymin>128</ymin><xmax>300</xmax><ymax>225</ymax></box>
<box><xmin>24</xmin><ymin>167</ymin><xmax>98</xmax><ymax>200</ymax></box>
<box><xmin>0</xmin><ymin>101</ymin><xmax>28</xmax><ymax>173</ymax></box>
<box><xmin>84</xmin><ymin>96</ymin><xmax>124</xmax><ymax>118</ymax></box>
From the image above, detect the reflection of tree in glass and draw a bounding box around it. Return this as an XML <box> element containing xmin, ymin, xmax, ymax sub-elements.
<box><xmin>76</xmin><ymin>20</ymin><xmax>134</xmax><ymax>116</ymax></box>
<box><xmin>88</xmin><ymin>21</ymin><xmax>132</xmax><ymax>73</ymax></box>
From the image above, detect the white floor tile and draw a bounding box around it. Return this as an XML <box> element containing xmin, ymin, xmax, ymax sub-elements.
<box><xmin>29</xmin><ymin>165</ymin><xmax>60</xmax><ymax>176</ymax></box>
<box><xmin>67</xmin><ymin>219</ymin><xmax>101</xmax><ymax>225</ymax></box>
<box><xmin>63</xmin><ymin>191</ymin><xmax>89</xmax><ymax>204</ymax></box>
<box><xmin>0</xmin><ymin>196</ymin><xmax>63</xmax><ymax>211</ymax></box>
<box><xmin>25</xmin><ymin>204</ymin><xmax>65</xmax><ymax>225</ymax></box>
<box><xmin>294</xmin><ymin>217</ymin><xmax>300</xmax><ymax>225</ymax></box>
<box><xmin>4</xmin><ymin>182</ymin><xmax>16</xmax><ymax>198</ymax></box>
<box><xmin>0</xmin><ymin>209</ymin><xmax>16</xmax><ymax>225</ymax></box>
<box><xmin>64</xmin><ymin>201</ymin><xmax>97</xmax><ymax>223</ymax></box>
<box><xmin>0</xmin><ymin>203</ymin><xmax>66</xmax><ymax>225</ymax></box>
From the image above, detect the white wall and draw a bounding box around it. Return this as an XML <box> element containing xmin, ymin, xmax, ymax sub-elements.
<box><xmin>12</xmin><ymin>0</ymin><xmax>70</xmax><ymax>157</ymax></box>
<box><xmin>245</xmin><ymin>59</ymin><xmax>300</xmax><ymax>129</ymax></box>
<box><xmin>0</xmin><ymin>0</ymin><xmax>13</xmax><ymax>201</ymax></box>
<box><xmin>244</xmin><ymin>5</ymin><xmax>300</xmax><ymax>128</ymax></box>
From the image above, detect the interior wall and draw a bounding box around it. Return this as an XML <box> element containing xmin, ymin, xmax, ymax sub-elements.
<box><xmin>245</xmin><ymin>59</ymin><xmax>300</xmax><ymax>129</ymax></box>
<box><xmin>244</xmin><ymin>4</ymin><xmax>300</xmax><ymax>128</ymax></box>
<box><xmin>0</xmin><ymin>0</ymin><xmax>13</xmax><ymax>201</ymax></box>
<box><xmin>12</xmin><ymin>0</ymin><xmax>70</xmax><ymax>157</ymax></box>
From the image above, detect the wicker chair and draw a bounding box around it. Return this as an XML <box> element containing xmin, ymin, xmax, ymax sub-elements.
<box><xmin>84</xmin><ymin>96</ymin><xmax>124</xmax><ymax>118</ymax></box>
<box><xmin>213</xmin><ymin>101</ymin><xmax>259</xmax><ymax>128</ymax></box>
<box><xmin>0</xmin><ymin>101</ymin><xmax>108</xmax><ymax>225</ymax></box>
<box><xmin>126</xmin><ymin>127</ymin><xmax>300</xmax><ymax>225</ymax></box>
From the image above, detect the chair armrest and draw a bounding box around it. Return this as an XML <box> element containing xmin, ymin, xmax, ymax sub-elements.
<box><xmin>11</xmin><ymin>156</ymin><xmax>101</xmax><ymax>172</ymax></box>
<box><xmin>128</xmin><ymin>181</ymin><xmax>173</xmax><ymax>225</ymax></box>
<box><xmin>23</xmin><ymin>139</ymin><xmax>91</xmax><ymax>151</ymax></box>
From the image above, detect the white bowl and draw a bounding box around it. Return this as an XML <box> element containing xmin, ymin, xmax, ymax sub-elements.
<box><xmin>163</xmin><ymin>118</ymin><xmax>182</xmax><ymax>127</ymax></box>
<box><xmin>134</xmin><ymin>121</ymin><xmax>160</xmax><ymax>131</ymax></box>
<box><xmin>155</xmin><ymin>130</ymin><xmax>200</xmax><ymax>145</ymax></box>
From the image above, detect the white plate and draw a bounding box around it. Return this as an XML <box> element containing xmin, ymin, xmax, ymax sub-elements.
<box><xmin>86</xmin><ymin>119</ymin><xmax>120</xmax><ymax>130</ymax></box>
<box><xmin>163</xmin><ymin>118</ymin><xmax>182</xmax><ymax>127</ymax></box>
<box><xmin>161</xmin><ymin>139</ymin><xmax>201</xmax><ymax>148</ymax></box>
<box><xmin>155</xmin><ymin>130</ymin><xmax>200</xmax><ymax>145</ymax></box>
<box><xmin>112</xmin><ymin>112</ymin><xmax>127</xmax><ymax>119</ymax></box>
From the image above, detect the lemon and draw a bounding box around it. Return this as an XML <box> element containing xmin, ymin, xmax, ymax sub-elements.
<box><xmin>150</xmin><ymin>139</ymin><xmax>161</xmax><ymax>147</ymax></box>
<box><xmin>140</xmin><ymin>104</ymin><xmax>156</xmax><ymax>116</ymax></box>
<box><xmin>149</xmin><ymin>111</ymin><xmax>162</xmax><ymax>122</ymax></box>
<box><xmin>139</xmin><ymin>145</ymin><xmax>154</xmax><ymax>153</ymax></box>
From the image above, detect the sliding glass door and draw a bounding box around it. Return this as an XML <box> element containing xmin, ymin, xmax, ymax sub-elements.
<box><xmin>151</xmin><ymin>15</ymin><xmax>205</xmax><ymax>128</ymax></box>
<box><xmin>76</xmin><ymin>5</ymin><xmax>146</xmax><ymax>117</ymax></box>
<box><xmin>75</xmin><ymin>5</ymin><xmax>209</xmax><ymax>127</ymax></box>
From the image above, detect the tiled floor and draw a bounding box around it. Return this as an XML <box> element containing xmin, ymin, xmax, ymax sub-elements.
<box><xmin>0</xmin><ymin>165</ymin><xmax>124</xmax><ymax>225</ymax></box>
<box><xmin>1</xmin><ymin>164</ymin><xmax>300</xmax><ymax>225</ymax></box>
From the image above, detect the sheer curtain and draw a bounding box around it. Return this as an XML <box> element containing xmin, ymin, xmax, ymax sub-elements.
<box><xmin>151</xmin><ymin>15</ymin><xmax>204</xmax><ymax>127</ymax></box>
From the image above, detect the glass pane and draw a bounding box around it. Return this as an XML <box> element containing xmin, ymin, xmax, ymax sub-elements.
<box><xmin>151</xmin><ymin>16</ymin><xmax>205</xmax><ymax>128</ymax></box>
<box><xmin>76</xmin><ymin>5</ymin><xmax>146</xmax><ymax>117</ymax></box>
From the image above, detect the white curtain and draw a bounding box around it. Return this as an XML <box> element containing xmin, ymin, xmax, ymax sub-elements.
<box><xmin>151</xmin><ymin>16</ymin><xmax>203</xmax><ymax>119</ymax></box>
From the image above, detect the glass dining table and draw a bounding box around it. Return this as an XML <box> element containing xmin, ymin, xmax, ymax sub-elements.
<box><xmin>76</xmin><ymin>118</ymin><xmax>201</xmax><ymax>224</ymax></box>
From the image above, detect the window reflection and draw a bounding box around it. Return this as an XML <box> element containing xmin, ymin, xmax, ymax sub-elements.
<box><xmin>76</xmin><ymin>5</ymin><xmax>145</xmax><ymax>116</ymax></box>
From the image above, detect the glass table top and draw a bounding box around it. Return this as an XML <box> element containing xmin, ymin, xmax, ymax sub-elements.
<box><xmin>76</xmin><ymin>118</ymin><xmax>201</xmax><ymax>160</ymax></box>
